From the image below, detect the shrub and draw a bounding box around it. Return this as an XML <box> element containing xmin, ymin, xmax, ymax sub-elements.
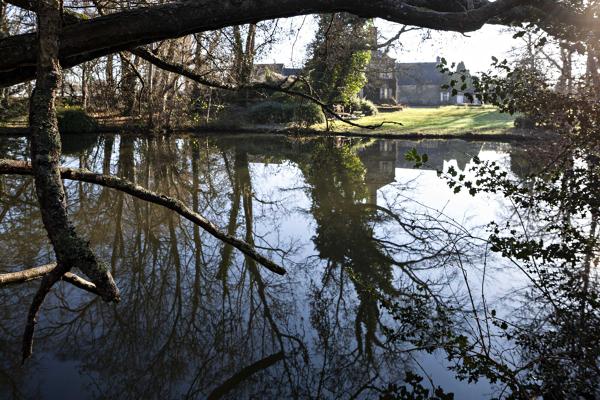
<box><xmin>358</xmin><ymin>98</ymin><xmax>378</xmax><ymax>116</ymax></box>
<box><xmin>57</xmin><ymin>107</ymin><xmax>98</xmax><ymax>134</ymax></box>
<box><xmin>348</xmin><ymin>97</ymin><xmax>362</xmax><ymax>112</ymax></box>
<box><xmin>514</xmin><ymin>116</ymin><xmax>536</xmax><ymax>129</ymax></box>
<box><xmin>245</xmin><ymin>100</ymin><xmax>325</xmax><ymax>126</ymax></box>
<box><xmin>293</xmin><ymin>101</ymin><xmax>326</xmax><ymax>125</ymax></box>
<box><xmin>348</xmin><ymin>97</ymin><xmax>378</xmax><ymax>116</ymax></box>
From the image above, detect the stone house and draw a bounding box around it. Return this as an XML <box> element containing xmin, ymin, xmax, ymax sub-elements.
<box><xmin>361</xmin><ymin>50</ymin><xmax>397</xmax><ymax>104</ymax></box>
<box><xmin>363</xmin><ymin>56</ymin><xmax>479</xmax><ymax>106</ymax></box>
<box><xmin>395</xmin><ymin>59</ymin><xmax>449</xmax><ymax>106</ymax></box>
<box><xmin>253</xmin><ymin>63</ymin><xmax>303</xmax><ymax>82</ymax></box>
<box><xmin>395</xmin><ymin>59</ymin><xmax>479</xmax><ymax>106</ymax></box>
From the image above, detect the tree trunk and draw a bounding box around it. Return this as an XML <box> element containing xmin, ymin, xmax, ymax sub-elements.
<box><xmin>0</xmin><ymin>1</ymin><xmax>6</xmax><ymax>39</ymax></box>
<box><xmin>241</xmin><ymin>24</ymin><xmax>257</xmax><ymax>84</ymax></box>
<box><xmin>0</xmin><ymin>88</ymin><xmax>8</xmax><ymax>110</ymax></box>
<box><xmin>586</xmin><ymin>41</ymin><xmax>600</xmax><ymax>98</ymax></box>
<box><xmin>120</xmin><ymin>52</ymin><xmax>137</xmax><ymax>117</ymax></box>
<box><xmin>81</xmin><ymin>62</ymin><xmax>88</xmax><ymax>110</ymax></box>
<box><xmin>104</xmin><ymin>54</ymin><xmax>114</xmax><ymax>110</ymax></box>
<box><xmin>24</xmin><ymin>0</ymin><xmax>119</xmax><ymax>362</ymax></box>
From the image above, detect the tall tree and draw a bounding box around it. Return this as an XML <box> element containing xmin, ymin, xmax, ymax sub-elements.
<box><xmin>306</xmin><ymin>14</ymin><xmax>371</xmax><ymax>105</ymax></box>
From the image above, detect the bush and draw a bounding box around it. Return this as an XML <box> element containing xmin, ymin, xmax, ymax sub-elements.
<box><xmin>57</xmin><ymin>107</ymin><xmax>98</xmax><ymax>134</ymax></box>
<box><xmin>245</xmin><ymin>100</ymin><xmax>325</xmax><ymax>126</ymax></box>
<box><xmin>514</xmin><ymin>116</ymin><xmax>536</xmax><ymax>129</ymax></box>
<box><xmin>358</xmin><ymin>98</ymin><xmax>378</xmax><ymax>116</ymax></box>
<box><xmin>293</xmin><ymin>102</ymin><xmax>326</xmax><ymax>125</ymax></box>
<box><xmin>348</xmin><ymin>97</ymin><xmax>378</xmax><ymax>116</ymax></box>
<box><xmin>0</xmin><ymin>98</ymin><xmax>28</xmax><ymax>122</ymax></box>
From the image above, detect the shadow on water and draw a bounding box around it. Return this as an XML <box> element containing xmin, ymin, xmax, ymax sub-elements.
<box><xmin>61</xmin><ymin>133</ymin><xmax>100</xmax><ymax>156</ymax></box>
<box><xmin>0</xmin><ymin>133</ymin><xmax>598</xmax><ymax>399</ymax></box>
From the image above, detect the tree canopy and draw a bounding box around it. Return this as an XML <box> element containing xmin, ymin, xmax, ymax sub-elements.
<box><xmin>0</xmin><ymin>0</ymin><xmax>598</xmax><ymax>87</ymax></box>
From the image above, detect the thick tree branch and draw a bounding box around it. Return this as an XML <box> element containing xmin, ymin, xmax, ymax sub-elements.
<box><xmin>0</xmin><ymin>159</ymin><xmax>287</xmax><ymax>276</ymax></box>
<box><xmin>0</xmin><ymin>0</ymin><xmax>590</xmax><ymax>87</ymax></box>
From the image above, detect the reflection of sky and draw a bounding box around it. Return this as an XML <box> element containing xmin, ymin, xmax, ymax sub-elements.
<box><xmin>249</xmin><ymin>146</ymin><xmax>528</xmax><ymax>398</ymax></box>
<box><xmin>3</xmin><ymin>137</ymin><xmax>538</xmax><ymax>399</ymax></box>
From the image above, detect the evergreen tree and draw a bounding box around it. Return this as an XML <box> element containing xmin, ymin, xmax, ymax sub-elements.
<box><xmin>305</xmin><ymin>14</ymin><xmax>372</xmax><ymax>105</ymax></box>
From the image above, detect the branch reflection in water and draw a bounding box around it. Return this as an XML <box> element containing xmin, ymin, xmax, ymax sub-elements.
<box><xmin>0</xmin><ymin>133</ymin><xmax>595</xmax><ymax>399</ymax></box>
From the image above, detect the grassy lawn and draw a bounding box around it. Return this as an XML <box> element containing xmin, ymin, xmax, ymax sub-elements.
<box><xmin>324</xmin><ymin>106</ymin><xmax>516</xmax><ymax>135</ymax></box>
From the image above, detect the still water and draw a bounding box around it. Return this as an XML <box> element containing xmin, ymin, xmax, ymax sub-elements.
<box><xmin>0</xmin><ymin>134</ymin><xmax>588</xmax><ymax>399</ymax></box>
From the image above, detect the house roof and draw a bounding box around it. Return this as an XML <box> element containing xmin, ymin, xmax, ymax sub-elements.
<box><xmin>395</xmin><ymin>62</ymin><xmax>447</xmax><ymax>86</ymax></box>
<box><xmin>254</xmin><ymin>64</ymin><xmax>303</xmax><ymax>77</ymax></box>
<box><xmin>255</xmin><ymin>63</ymin><xmax>285</xmax><ymax>74</ymax></box>
<box><xmin>282</xmin><ymin>67</ymin><xmax>303</xmax><ymax>76</ymax></box>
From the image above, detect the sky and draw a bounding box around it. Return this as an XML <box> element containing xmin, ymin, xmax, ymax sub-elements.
<box><xmin>258</xmin><ymin>16</ymin><xmax>519</xmax><ymax>74</ymax></box>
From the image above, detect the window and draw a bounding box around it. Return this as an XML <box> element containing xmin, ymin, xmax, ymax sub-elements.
<box><xmin>379</xmin><ymin>72</ymin><xmax>393</xmax><ymax>79</ymax></box>
<box><xmin>440</xmin><ymin>91</ymin><xmax>450</xmax><ymax>102</ymax></box>
<box><xmin>380</xmin><ymin>87</ymin><xmax>391</xmax><ymax>99</ymax></box>
<box><xmin>380</xmin><ymin>141</ymin><xmax>394</xmax><ymax>152</ymax></box>
<box><xmin>380</xmin><ymin>161</ymin><xmax>394</xmax><ymax>174</ymax></box>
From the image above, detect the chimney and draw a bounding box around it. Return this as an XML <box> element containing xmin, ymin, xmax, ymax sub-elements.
<box><xmin>369</xmin><ymin>26</ymin><xmax>378</xmax><ymax>48</ymax></box>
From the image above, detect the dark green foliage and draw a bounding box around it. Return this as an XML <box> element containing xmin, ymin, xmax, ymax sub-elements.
<box><xmin>349</xmin><ymin>97</ymin><xmax>378</xmax><ymax>116</ymax></box>
<box><xmin>56</xmin><ymin>107</ymin><xmax>98</xmax><ymax>134</ymax></box>
<box><xmin>514</xmin><ymin>116</ymin><xmax>535</xmax><ymax>129</ymax></box>
<box><xmin>305</xmin><ymin>14</ymin><xmax>372</xmax><ymax>105</ymax></box>
<box><xmin>404</xmin><ymin>148</ymin><xmax>429</xmax><ymax>168</ymax></box>
<box><xmin>379</xmin><ymin>373</ymin><xmax>454</xmax><ymax>400</ymax></box>
<box><xmin>244</xmin><ymin>100</ymin><xmax>325</xmax><ymax>126</ymax></box>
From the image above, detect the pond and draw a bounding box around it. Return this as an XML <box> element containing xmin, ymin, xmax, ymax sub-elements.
<box><xmin>0</xmin><ymin>133</ymin><xmax>597</xmax><ymax>399</ymax></box>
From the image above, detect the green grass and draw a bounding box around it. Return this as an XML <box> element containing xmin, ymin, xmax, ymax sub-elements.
<box><xmin>323</xmin><ymin>106</ymin><xmax>516</xmax><ymax>135</ymax></box>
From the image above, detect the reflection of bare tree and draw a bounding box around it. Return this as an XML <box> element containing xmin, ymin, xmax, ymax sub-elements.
<box><xmin>5</xmin><ymin>134</ymin><xmax>594</xmax><ymax>399</ymax></box>
<box><xmin>0</xmin><ymin>135</ymin><xmax>464</xmax><ymax>398</ymax></box>
<box><xmin>297</xmin><ymin>139</ymin><xmax>485</xmax><ymax>398</ymax></box>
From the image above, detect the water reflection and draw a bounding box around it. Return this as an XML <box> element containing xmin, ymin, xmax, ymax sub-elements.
<box><xmin>0</xmin><ymin>133</ymin><xmax>594</xmax><ymax>399</ymax></box>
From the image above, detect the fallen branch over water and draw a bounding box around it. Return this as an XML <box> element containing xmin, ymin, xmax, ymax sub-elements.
<box><xmin>0</xmin><ymin>159</ymin><xmax>286</xmax><ymax>276</ymax></box>
<box><xmin>0</xmin><ymin>263</ymin><xmax>56</xmax><ymax>285</ymax></box>
<box><xmin>0</xmin><ymin>262</ymin><xmax>102</xmax><ymax>296</ymax></box>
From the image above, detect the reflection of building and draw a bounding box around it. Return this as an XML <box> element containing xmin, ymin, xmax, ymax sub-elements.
<box><xmin>394</xmin><ymin>140</ymin><xmax>489</xmax><ymax>171</ymax></box>
<box><xmin>358</xmin><ymin>140</ymin><xmax>397</xmax><ymax>204</ymax></box>
<box><xmin>357</xmin><ymin>140</ymin><xmax>511</xmax><ymax>202</ymax></box>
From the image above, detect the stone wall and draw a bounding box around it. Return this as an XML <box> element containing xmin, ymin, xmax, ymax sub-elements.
<box><xmin>396</xmin><ymin>84</ymin><xmax>444</xmax><ymax>106</ymax></box>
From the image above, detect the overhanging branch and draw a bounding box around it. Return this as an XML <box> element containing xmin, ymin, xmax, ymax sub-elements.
<box><xmin>0</xmin><ymin>0</ymin><xmax>591</xmax><ymax>88</ymax></box>
<box><xmin>0</xmin><ymin>159</ymin><xmax>287</xmax><ymax>276</ymax></box>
